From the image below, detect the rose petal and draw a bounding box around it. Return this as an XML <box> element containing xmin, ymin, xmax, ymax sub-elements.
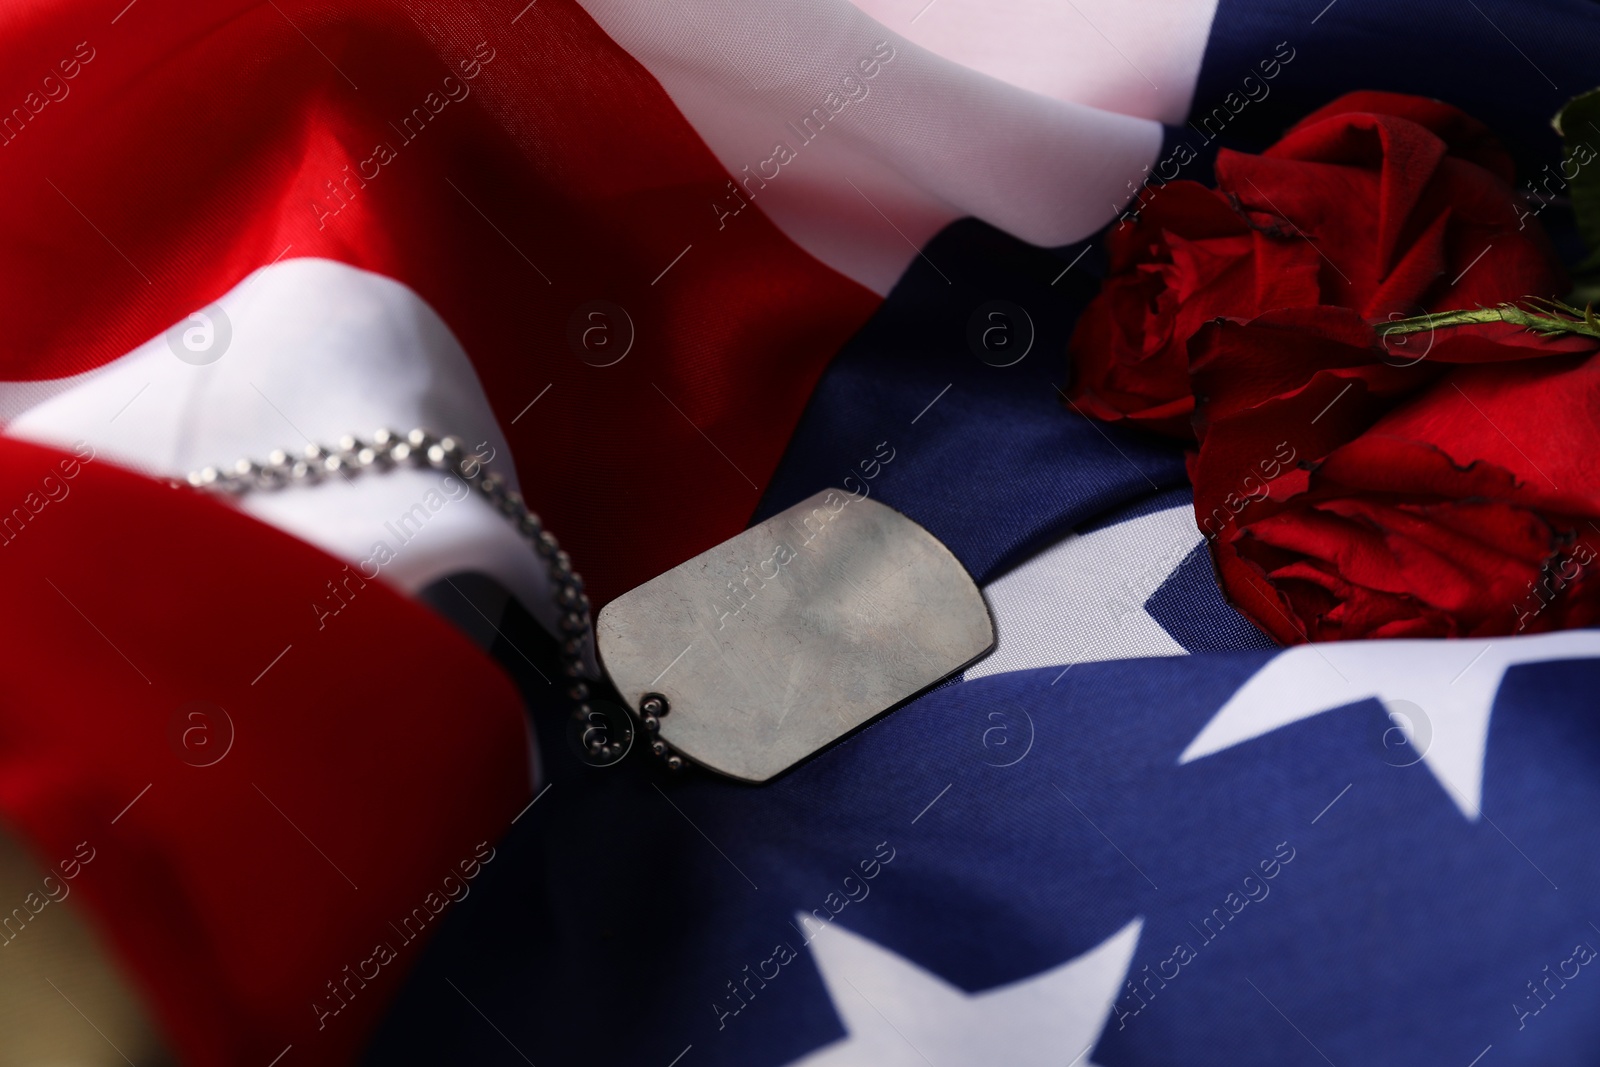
<box><xmin>1281</xmin><ymin>91</ymin><xmax>1514</xmax><ymax>184</ymax></box>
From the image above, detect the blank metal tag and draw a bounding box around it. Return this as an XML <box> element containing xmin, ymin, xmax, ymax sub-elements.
<box><xmin>595</xmin><ymin>489</ymin><xmax>994</xmax><ymax>782</ymax></box>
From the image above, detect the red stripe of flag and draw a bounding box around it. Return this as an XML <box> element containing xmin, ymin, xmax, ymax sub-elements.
<box><xmin>0</xmin><ymin>0</ymin><xmax>879</xmax><ymax>606</ymax></box>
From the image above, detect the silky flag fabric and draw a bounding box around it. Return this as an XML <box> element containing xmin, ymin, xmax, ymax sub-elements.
<box><xmin>0</xmin><ymin>0</ymin><xmax>1597</xmax><ymax>1065</ymax></box>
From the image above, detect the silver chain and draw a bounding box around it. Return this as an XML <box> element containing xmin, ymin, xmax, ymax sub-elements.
<box><xmin>186</xmin><ymin>427</ymin><xmax>664</xmax><ymax>769</ymax></box>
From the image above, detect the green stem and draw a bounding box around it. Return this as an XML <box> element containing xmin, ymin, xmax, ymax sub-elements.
<box><xmin>1379</xmin><ymin>300</ymin><xmax>1600</xmax><ymax>341</ymax></box>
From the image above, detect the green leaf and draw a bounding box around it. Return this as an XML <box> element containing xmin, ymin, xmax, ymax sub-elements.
<box><xmin>1553</xmin><ymin>89</ymin><xmax>1600</xmax><ymax>287</ymax></box>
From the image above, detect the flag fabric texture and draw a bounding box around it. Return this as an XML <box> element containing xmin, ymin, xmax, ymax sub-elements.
<box><xmin>0</xmin><ymin>0</ymin><xmax>1598</xmax><ymax>1065</ymax></box>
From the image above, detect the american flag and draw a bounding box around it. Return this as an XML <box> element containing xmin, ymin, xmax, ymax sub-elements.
<box><xmin>0</xmin><ymin>0</ymin><xmax>1596</xmax><ymax>1064</ymax></box>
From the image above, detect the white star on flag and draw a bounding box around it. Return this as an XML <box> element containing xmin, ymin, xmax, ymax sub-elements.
<box><xmin>787</xmin><ymin>914</ymin><xmax>1143</xmax><ymax>1066</ymax></box>
<box><xmin>966</xmin><ymin>505</ymin><xmax>1200</xmax><ymax>680</ymax></box>
<box><xmin>1180</xmin><ymin>630</ymin><xmax>1600</xmax><ymax>819</ymax></box>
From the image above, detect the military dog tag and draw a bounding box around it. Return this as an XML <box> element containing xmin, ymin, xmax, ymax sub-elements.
<box><xmin>596</xmin><ymin>489</ymin><xmax>994</xmax><ymax>782</ymax></box>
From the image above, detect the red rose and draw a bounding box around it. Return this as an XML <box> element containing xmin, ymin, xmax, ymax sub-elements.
<box><xmin>1064</xmin><ymin>182</ymin><xmax>1317</xmax><ymax>436</ymax></box>
<box><xmin>1065</xmin><ymin>91</ymin><xmax>1564</xmax><ymax>438</ymax></box>
<box><xmin>1190</xmin><ymin>310</ymin><xmax>1600</xmax><ymax>641</ymax></box>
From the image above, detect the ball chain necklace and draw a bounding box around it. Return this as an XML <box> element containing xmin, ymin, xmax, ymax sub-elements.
<box><xmin>188</xmin><ymin>428</ymin><xmax>675</xmax><ymax>771</ymax></box>
<box><xmin>191</xmin><ymin>427</ymin><xmax>994</xmax><ymax>783</ymax></box>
